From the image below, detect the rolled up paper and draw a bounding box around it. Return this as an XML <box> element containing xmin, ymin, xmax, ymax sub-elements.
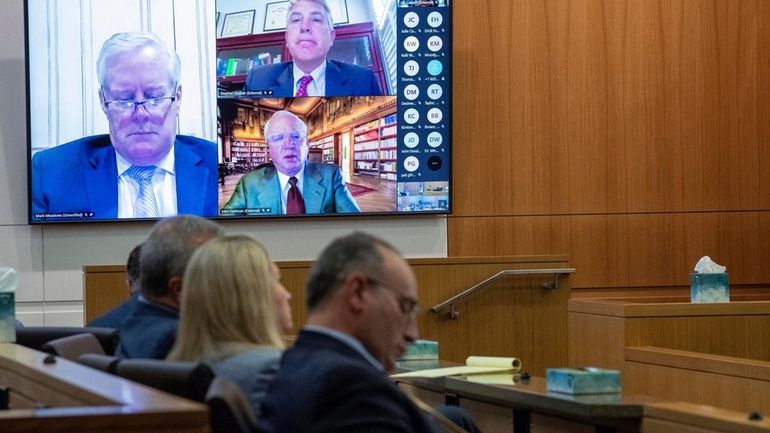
<box><xmin>392</xmin><ymin>355</ymin><xmax>522</xmax><ymax>378</ymax></box>
<box><xmin>465</xmin><ymin>356</ymin><xmax>522</xmax><ymax>372</ymax></box>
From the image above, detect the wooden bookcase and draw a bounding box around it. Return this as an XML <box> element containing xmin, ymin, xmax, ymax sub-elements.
<box><xmin>216</xmin><ymin>22</ymin><xmax>387</xmax><ymax>92</ymax></box>
<box><xmin>352</xmin><ymin>112</ymin><xmax>397</xmax><ymax>180</ymax></box>
<box><xmin>310</xmin><ymin>135</ymin><xmax>337</xmax><ymax>165</ymax></box>
<box><xmin>229</xmin><ymin>139</ymin><xmax>267</xmax><ymax>170</ymax></box>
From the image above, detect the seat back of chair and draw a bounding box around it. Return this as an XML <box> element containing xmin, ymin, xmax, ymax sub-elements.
<box><xmin>15</xmin><ymin>326</ymin><xmax>120</xmax><ymax>355</ymax></box>
<box><xmin>115</xmin><ymin>359</ymin><xmax>215</xmax><ymax>402</ymax></box>
<box><xmin>206</xmin><ymin>376</ymin><xmax>260</xmax><ymax>433</ymax></box>
<box><xmin>39</xmin><ymin>333</ymin><xmax>105</xmax><ymax>362</ymax></box>
<box><xmin>78</xmin><ymin>353</ymin><xmax>121</xmax><ymax>374</ymax></box>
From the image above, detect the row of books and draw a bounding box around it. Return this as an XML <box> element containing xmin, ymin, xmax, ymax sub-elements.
<box><xmin>217</xmin><ymin>53</ymin><xmax>282</xmax><ymax>77</ymax></box>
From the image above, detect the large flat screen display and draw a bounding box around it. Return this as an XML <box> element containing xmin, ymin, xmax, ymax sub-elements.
<box><xmin>26</xmin><ymin>0</ymin><xmax>451</xmax><ymax>223</ymax></box>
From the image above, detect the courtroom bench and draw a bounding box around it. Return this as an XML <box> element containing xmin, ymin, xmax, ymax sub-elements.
<box><xmin>0</xmin><ymin>343</ymin><xmax>209</xmax><ymax>433</ymax></box>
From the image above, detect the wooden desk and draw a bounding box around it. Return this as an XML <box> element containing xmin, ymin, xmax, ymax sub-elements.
<box><xmin>568</xmin><ymin>298</ymin><xmax>770</xmax><ymax>369</ymax></box>
<box><xmin>643</xmin><ymin>402</ymin><xmax>770</xmax><ymax>433</ymax></box>
<box><xmin>0</xmin><ymin>343</ymin><xmax>209</xmax><ymax>433</ymax></box>
<box><xmin>395</xmin><ymin>375</ymin><xmax>654</xmax><ymax>433</ymax></box>
<box><xmin>569</xmin><ymin>297</ymin><xmax>770</xmax><ymax>414</ymax></box>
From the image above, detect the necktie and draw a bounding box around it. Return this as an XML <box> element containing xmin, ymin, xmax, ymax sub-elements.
<box><xmin>286</xmin><ymin>176</ymin><xmax>305</xmax><ymax>214</ymax></box>
<box><xmin>295</xmin><ymin>75</ymin><xmax>313</xmax><ymax>97</ymax></box>
<box><xmin>126</xmin><ymin>165</ymin><xmax>159</xmax><ymax>218</ymax></box>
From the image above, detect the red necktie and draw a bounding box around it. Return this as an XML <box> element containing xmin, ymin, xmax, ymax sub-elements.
<box><xmin>295</xmin><ymin>75</ymin><xmax>313</xmax><ymax>97</ymax></box>
<box><xmin>286</xmin><ymin>176</ymin><xmax>305</xmax><ymax>214</ymax></box>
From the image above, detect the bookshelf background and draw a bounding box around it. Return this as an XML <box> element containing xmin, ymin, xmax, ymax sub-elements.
<box><xmin>353</xmin><ymin>113</ymin><xmax>397</xmax><ymax>180</ymax></box>
<box><xmin>229</xmin><ymin>139</ymin><xmax>267</xmax><ymax>170</ymax></box>
<box><xmin>310</xmin><ymin>135</ymin><xmax>337</xmax><ymax>165</ymax></box>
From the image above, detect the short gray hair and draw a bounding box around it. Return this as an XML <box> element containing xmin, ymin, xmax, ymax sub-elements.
<box><xmin>96</xmin><ymin>32</ymin><xmax>181</xmax><ymax>88</ymax></box>
<box><xmin>288</xmin><ymin>0</ymin><xmax>334</xmax><ymax>29</ymax></box>
<box><xmin>139</xmin><ymin>215</ymin><xmax>224</xmax><ymax>298</ymax></box>
<box><xmin>264</xmin><ymin>110</ymin><xmax>308</xmax><ymax>137</ymax></box>
<box><xmin>306</xmin><ymin>232</ymin><xmax>398</xmax><ymax>310</ymax></box>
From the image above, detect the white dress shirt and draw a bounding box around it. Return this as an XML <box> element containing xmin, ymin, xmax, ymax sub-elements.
<box><xmin>116</xmin><ymin>147</ymin><xmax>177</xmax><ymax>218</ymax></box>
<box><xmin>292</xmin><ymin>62</ymin><xmax>327</xmax><ymax>96</ymax></box>
<box><xmin>276</xmin><ymin>166</ymin><xmax>306</xmax><ymax>214</ymax></box>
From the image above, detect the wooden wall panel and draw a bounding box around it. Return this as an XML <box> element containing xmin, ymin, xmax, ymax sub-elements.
<box><xmin>448</xmin><ymin>0</ymin><xmax>770</xmax><ymax>291</ymax></box>
<box><xmin>625</xmin><ymin>361</ymin><xmax>770</xmax><ymax>415</ymax></box>
<box><xmin>449</xmin><ymin>212</ymin><xmax>770</xmax><ymax>289</ymax></box>
<box><xmin>84</xmin><ymin>257</ymin><xmax>572</xmax><ymax>375</ymax></box>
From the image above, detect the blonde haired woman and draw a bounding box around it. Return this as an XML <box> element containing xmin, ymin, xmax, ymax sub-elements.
<box><xmin>168</xmin><ymin>235</ymin><xmax>292</xmax><ymax>416</ymax></box>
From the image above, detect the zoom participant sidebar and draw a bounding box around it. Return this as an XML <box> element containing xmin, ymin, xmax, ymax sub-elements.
<box><xmin>396</xmin><ymin>1</ymin><xmax>451</xmax><ymax>213</ymax></box>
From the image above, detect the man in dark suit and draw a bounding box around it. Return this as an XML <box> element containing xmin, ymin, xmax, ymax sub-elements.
<box><xmin>221</xmin><ymin>110</ymin><xmax>359</xmax><ymax>215</ymax></box>
<box><xmin>259</xmin><ymin>232</ymin><xmax>479</xmax><ymax>433</ymax></box>
<box><xmin>115</xmin><ymin>215</ymin><xmax>223</xmax><ymax>359</ymax></box>
<box><xmin>244</xmin><ymin>0</ymin><xmax>383</xmax><ymax>97</ymax></box>
<box><xmin>30</xmin><ymin>32</ymin><xmax>218</xmax><ymax>221</ymax></box>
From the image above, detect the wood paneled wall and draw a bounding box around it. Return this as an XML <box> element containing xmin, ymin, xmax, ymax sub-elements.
<box><xmin>448</xmin><ymin>0</ymin><xmax>770</xmax><ymax>291</ymax></box>
<box><xmin>85</xmin><ymin>256</ymin><xmax>572</xmax><ymax>374</ymax></box>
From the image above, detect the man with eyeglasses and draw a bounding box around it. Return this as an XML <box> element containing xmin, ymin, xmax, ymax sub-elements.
<box><xmin>222</xmin><ymin>110</ymin><xmax>360</xmax><ymax>215</ymax></box>
<box><xmin>259</xmin><ymin>232</ymin><xmax>481</xmax><ymax>433</ymax></box>
<box><xmin>31</xmin><ymin>32</ymin><xmax>218</xmax><ymax>220</ymax></box>
<box><xmin>243</xmin><ymin>0</ymin><xmax>383</xmax><ymax>97</ymax></box>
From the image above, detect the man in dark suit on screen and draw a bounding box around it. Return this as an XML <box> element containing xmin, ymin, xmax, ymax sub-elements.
<box><xmin>221</xmin><ymin>110</ymin><xmax>360</xmax><ymax>215</ymax></box>
<box><xmin>31</xmin><ymin>32</ymin><xmax>218</xmax><ymax>221</ymax></box>
<box><xmin>244</xmin><ymin>0</ymin><xmax>383</xmax><ymax>97</ymax></box>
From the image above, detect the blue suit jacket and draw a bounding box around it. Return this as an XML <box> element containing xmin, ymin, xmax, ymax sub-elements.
<box><xmin>87</xmin><ymin>293</ymin><xmax>139</xmax><ymax>328</ymax></box>
<box><xmin>221</xmin><ymin>162</ymin><xmax>360</xmax><ymax>215</ymax></box>
<box><xmin>114</xmin><ymin>299</ymin><xmax>178</xmax><ymax>359</ymax></box>
<box><xmin>259</xmin><ymin>329</ymin><xmax>446</xmax><ymax>433</ymax></box>
<box><xmin>244</xmin><ymin>60</ymin><xmax>383</xmax><ymax>97</ymax></box>
<box><xmin>31</xmin><ymin>134</ymin><xmax>218</xmax><ymax>221</ymax></box>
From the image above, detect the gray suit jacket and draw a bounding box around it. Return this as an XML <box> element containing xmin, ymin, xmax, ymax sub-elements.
<box><xmin>222</xmin><ymin>162</ymin><xmax>360</xmax><ymax>215</ymax></box>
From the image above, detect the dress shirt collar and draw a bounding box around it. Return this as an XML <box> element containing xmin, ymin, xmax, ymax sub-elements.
<box><xmin>292</xmin><ymin>61</ymin><xmax>326</xmax><ymax>96</ymax></box>
<box><xmin>276</xmin><ymin>164</ymin><xmax>306</xmax><ymax>194</ymax></box>
<box><xmin>116</xmin><ymin>144</ymin><xmax>176</xmax><ymax>176</ymax></box>
<box><xmin>303</xmin><ymin>325</ymin><xmax>384</xmax><ymax>372</ymax></box>
<box><xmin>136</xmin><ymin>293</ymin><xmax>179</xmax><ymax>315</ymax></box>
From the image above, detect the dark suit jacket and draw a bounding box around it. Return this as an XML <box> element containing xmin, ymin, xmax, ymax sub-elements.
<box><xmin>259</xmin><ymin>329</ymin><xmax>446</xmax><ymax>433</ymax></box>
<box><xmin>114</xmin><ymin>299</ymin><xmax>178</xmax><ymax>359</ymax></box>
<box><xmin>87</xmin><ymin>293</ymin><xmax>139</xmax><ymax>328</ymax></box>
<box><xmin>31</xmin><ymin>134</ymin><xmax>218</xmax><ymax>220</ymax></box>
<box><xmin>244</xmin><ymin>60</ymin><xmax>384</xmax><ymax>97</ymax></box>
<box><xmin>221</xmin><ymin>162</ymin><xmax>360</xmax><ymax>215</ymax></box>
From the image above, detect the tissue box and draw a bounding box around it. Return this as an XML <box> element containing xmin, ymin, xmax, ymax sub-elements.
<box><xmin>0</xmin><ymin>292</ymin><xmax>15</xmax><ymax>343</ymax></box>
<box><xmin>546</xmin><ymin>367</ymin><xmax>621</xmax><ymax>394</ymax></box>
<box><xmin>690</xmin><ymin>273</ymin><xmax>729</xmax><ymax>303</ymax></box>
<box><xmin>400</xmin><ymin>339</ymin><xmax>438</xmax><ymax>360</ymax></box>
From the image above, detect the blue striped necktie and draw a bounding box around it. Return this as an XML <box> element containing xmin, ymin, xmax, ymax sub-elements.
<box><xmin>126</xmin><ymin>165</ymin><xmax>159</xmax><ymax>218</ymax></box>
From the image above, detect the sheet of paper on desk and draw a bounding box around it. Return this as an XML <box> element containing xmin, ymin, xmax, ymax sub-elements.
<box><xmin>465</xmin><ymin>373</ymin><xmax>519</xmax><ymax>385</ymax></box>
<box><xmin>391</xmin><ymin>356</ymin><xmax>521</xmax><ymax>378</ymax></box>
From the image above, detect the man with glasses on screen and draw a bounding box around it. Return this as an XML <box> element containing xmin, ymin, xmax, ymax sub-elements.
<box><xmin>244</xmin><ymin>0</ymin><xmax>383</xmax><ymax>97</ymax></box>
<box><xmin>222</xmin><ymin>110</ymin><xmax>359</xmax><ymax>215</ymax></box>
<box><xmin>31</xmin><ymin>32</ymin><xmax>218</xmax><ymax>220</ymax></box>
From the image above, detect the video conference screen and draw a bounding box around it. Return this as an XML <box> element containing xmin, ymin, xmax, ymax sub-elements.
<box><xmin>26</xmin><ymin>0</ymin><xmax>451</xmax><ymax>223</ymax></box>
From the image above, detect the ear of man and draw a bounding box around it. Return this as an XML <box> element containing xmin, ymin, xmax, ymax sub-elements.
<box><xmin>167</xmin><ymin>275</ymin><xmax>183</xmax><ymax>309</ymax></box>
<box><xmin>98</xmin><ymin>89</ymin><xmax>108</xmax><ymax>115</ymax></box>
<box><xmin>342</xmin><ymin>272</ymin><xmax>369</xmax><ymax>316</ymax></box>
